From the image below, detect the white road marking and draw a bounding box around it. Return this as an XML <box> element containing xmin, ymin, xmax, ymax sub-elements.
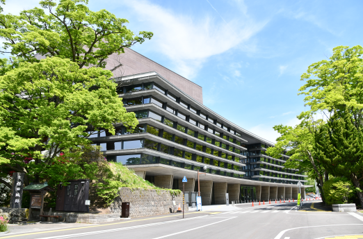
<box><xmin>251</xmin><ymin>211</ymin><xmax>260</xmax><ymax>213</ymax></box>
<box><xmin>37</xmin><ymin>215</ymin><xmax>209</xmax><ymax>239</ymax></box>
<box><xmin>152</xmin><ymin>216</ymin><xmax>237</xmax><ymax>239</ymax></box>
<box><xmin>261</xmin><ymin>211</ymin><xmax>270</xmax><ymax>213</ymax></box>
<box><xmin>272</xmin><ymin>210</ymin><xmax>279</xmax><ymax>213</ymax></box>
<box><xmin>274</xmin><ymin>224</ymin><xmax>363</xmax><ymax>239</ymax></box>
<box><xmin>348</xmin><ymin>212</ymin><xmax>363</xmax><ymax>222</ymax></box>
<box><xmin>239</xmin><ymin>211</ymin><xmax>251</xmax><ymax>213</ymax></box>
<box><xmin>285</xmin><ymin>206</ymin><xmax>296</xmax><ymax>214</ymax></box>
<box><xmin>284</xmin><ymin>237</ymin><xmax>290</xmax><ymax>239</ymax></box>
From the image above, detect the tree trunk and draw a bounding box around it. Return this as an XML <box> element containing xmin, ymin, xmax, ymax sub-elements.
<box><xmin>351</xmin><ymin>174</ymin><xmax>363</xmax><ymax>208</ymax></box>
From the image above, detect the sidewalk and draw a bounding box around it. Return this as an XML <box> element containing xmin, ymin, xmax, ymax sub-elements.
<box><xmin>299</xmin><ymin>201</ymin><xmax>332</xmax><ymax>212</ymax></box>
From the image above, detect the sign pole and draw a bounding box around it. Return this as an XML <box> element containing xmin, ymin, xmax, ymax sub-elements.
<box><xmin>183</xmin><ymin>182</ymin><xmax>185</xmax><ymax>219</ymax></box>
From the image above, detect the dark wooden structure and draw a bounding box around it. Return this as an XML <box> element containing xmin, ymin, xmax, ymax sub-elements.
<box><xmin>56</xmin><ymin>180</ymin><xmax>90</xmax><ymax>212</ymax></box>
<box><xmin>23</xmin><ymin>183</ymin><xmax>53</xmax><ymax>220</ymax></box>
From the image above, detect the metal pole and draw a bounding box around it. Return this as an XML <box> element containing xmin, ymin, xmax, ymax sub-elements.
<box><xmin>183</xmin><ymin>182</ymin><xmax>185</xmax><ymax>219</ymax></box>
<box><xmin>197</xmin><ymin>170</ymin><xmax>200</xmax><ymax>196</ymax></box>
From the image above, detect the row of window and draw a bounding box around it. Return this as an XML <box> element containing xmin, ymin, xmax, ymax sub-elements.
<box><xmin>256</xmin><ymin>177</ymin><xmax>304</xmax><ymax>184</ymax></box>
<box><xmin>107</xmin><ymin>154</ymin><xmax>245</xmax><ymax>178</ymax></box>
<box><xmin>133</xmin><ymin>110</ymin><xmax>246</xmax><ymax>151</ymax></box>
<box><xmin>258</xmin><ymin>170</ymin><xmax>305</xmax><ymax>180</ymax></box>
<box><xmin>118</xmin><ymin>82</ymin><xmax>245</xmax><ymax>139</ymax></box>
<box><xmin>94</xmin><ymin>138</ymin><xmax>242</xmax><ymax>171</ymax></box>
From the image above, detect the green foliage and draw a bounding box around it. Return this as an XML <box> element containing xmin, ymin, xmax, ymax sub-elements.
<box><xmin>0</xmin><ymin>0</ymin><xmax>153</xmax><ymax>69</ymax></box>
<box><xmin>0</xmin><ymin>214</ymin><xmax>8</xmax><ymax>232</ymax></box>
<box><xmin>323</xmin><ymin>177</ymin><xmax>354</xmax><ymax>205</ymax></box>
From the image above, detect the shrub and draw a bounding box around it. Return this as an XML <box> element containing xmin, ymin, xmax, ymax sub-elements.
<box><xmin>0</xmin><ymin>215</ymin><xmax>8</xmax><ymax>232</ymax></box>
<box><xmin>323</xmin><ymin>177</ymin><xmax>354</xmax><ymax>205</ymax></box>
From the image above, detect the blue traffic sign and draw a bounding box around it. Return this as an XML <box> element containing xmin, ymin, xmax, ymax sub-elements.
<box><xmin>182</xmin><ymin>176</ymin><xmax>187</xmax><ymax>183</ymax></box>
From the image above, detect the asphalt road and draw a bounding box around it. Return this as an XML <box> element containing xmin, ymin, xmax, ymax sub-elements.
<box><xmin>2</xmin><ymin>201</ymin><xmax>363</xmax><ymax>239</ymax></box>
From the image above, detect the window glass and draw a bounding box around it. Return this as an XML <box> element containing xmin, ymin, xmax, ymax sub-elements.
<box><xmin>199</xmin><ymin>123</ymin><xmax>205</xmax><ymax>130</ymax></box>
<box><xmin>196</xmin><ymin>156</ymin><xmax>203</xmax><ymax>163</ymax></box>
<box><xmin>164</xmin><ymin>118</ymin><xmax>174</xmax><ymax>127</ymax></box>
<box><xmin>184</xmin><ymin>164</ymin><xmax>192</xmax><ymax>170</ymax></box>
<box><xmin>227</xmin><ymin>155</ymin><xmax>233</xmax><ymax>161</ymax></box>
<box><xmin>180</xmin><ymin>101</ymin><xmax>188</xmax><ymax>109</ymax></box>
<box><xmin>173</xmin><ymin>148</ymin><xmax>183</xmax><ymax>157</ymax></box>
<box><xmin>177</xmin><ymin>112</ymin><xmax>186</xmax><ymax>120</ymax></box>
<box><xmin>189</xmin><ymin>118</ymin><xmax>197</xmax><ymax>125</ymax></box>
<box><xmin>200</xmin><ymin>113</ymin><xmax>206</xmax><ymax>119</ymax></box>
<box><xmin>221</xmin><ymin>143</ymin><xmax>227</xmax><ymax>149</ymax></box>
<box><xmin>190</xmin><ymin>107</ymin><xmax>197</xmax><ymax>114</ymax></box>
<box><xmin>176</xmin><ymin>124</ymin><xmax>186</xmax><ymax>133</ymax></box>
<box><xmin>150</xmin><ymin>98</ymin><xmax>163</xmax><ymax>108</ymax></box>
<box><xmin>166</xmin><ymin>106</ymin><xmax>175</xmax><ymax>114</ymax></box>
<box><xmin>213</xmin><ymin>150</ymin><xmax>220</xmax><ymax>157</ymax></box>
<box><xmin>140</xmin><ymin>154</ymin><xmax>156</xmax><ymax>164</ymax></box>
<box><xmin>221</xmin><ymin>152</ymin><xmax>226</xmax><ymax>158</ymax></box>
<box><xmin>88</xmin><ymin>131</ymin><xmax>98</xmax><ymax>138</ymax></box>
<box><xmin>195</xmin><ymin>144</ymin><xmax>203</xmax><ymax>151</ymax></box>
<box><xmin>229</xmin><ymin>137</ymin><xmax>234</xmax><ymax>143</ymax></box>
<box><xmin>125</xmin><ymin>85</ymin><xmax>142</xmax><ymax>93</ymax></box>
<box><xmin>207</xmin><ymin>117</ymin><xmax>214</xmax><ymax>123</ymax></box>
<box><xmin>222</xmin><ymin>125</ymin><xmax>228</xmax><ymax>131</ymax></box>
<box><xmin>204</xmin><ymin>158</ymin><xmax>210</xmax><ymax>164</ymax></box>
<box><xmin>153</xmin><ymin>84</ymin><xmax>165</xmax><ymax>94</ymax></box>
<box><xmin>213</xmin><ymin>160</ymin><xmax>218</xmax><ymax>166</ymax></box>
<box><xmin>116</xmin><ymin>86</ymin><xmax>123</xmax><ymax>94</ymax></box>
<box><xmin>114</xmin><ymin>141</ymin><xmax>122</xmax><ymax>150</ymax></box>
<box><xmin>171</xmin><ymin>161</ymin><xmax>182</xmax><ymax>167</ymax></box>
<box><xmin>205</xmin><ymin>137</ymin><xmax>212</xmax><ymax>144</ymax></box>
<box><xmin>100</xmin><ymin>143</ymin><xmax>107</xmax><ymax>151</ymax></box>
<box><xmin>99</xmin><ymin>130</ymin><xmax>106</xmax><ymax>137</ymax></box>
<box><xmin>132</xmin><ymin>125</ymin><xmax>145</xmax><ymax>134</ymax></box>
<box><xmin>230</xmin><ymin>129</ymin><xmax>235</xmax><ymax>134</ymax></box>
<box><xmin>223</xmin><ymin>135</ymin><xmax>227</xmax><ymax>140</ymax></box>
<box><xmin>174</xmin><ymin>135</ymin><xmax>184</xmax><ymax>145</ymax></box>
<box><xmin>214</xmin><ymin>141</ymin><xmax>221</xmax><ymax>147</ymax></box>
<box><xmin>167</xmin><ymin>93</ymin><xmax>177</xmax><ymax>101</ymax></box>
<box><xmin>207</xmin><ymin>128</ymin><xmax>214</xmax><ymax>134</ymax></box>
<box><xmin>193</xmin><ymin>166</ymin><xmax>201</xmax><ymax>171</ymax></box>
<box><xmin>198</xmin><ymin>133</ymin><xmax>205</xmax><ymax>141</ymax></box>
<box><xmin>163</xmin><ymin>131</ymin><xmax>173</xmax><ymax>141</ymax></box>
<box><xmin>146</xmin><ymin>125</ymin><xmax>159</xmax><ymax>136</ymax></box>
<box><xmin>124</xmin><ymin>140</ymin><xmax>143</xmax><ymax>150</ymax></box>
<box><xmin>160</xmin><ymin>144</ymin><xmax>169</xmax><ymax>154</ymax></box>
<box><xmin>216</xmin><ymin>122</ymin><xmax>222</xmax><ymax>127</ymax></box>
<box><xmin>228</xmin><ymin>147</ymin><xmax>234</xmax><ymax>153</ymax></box>
<box><xmin>186</xmin><ymin>141</ymin><xmax>194</xmax><ymax>149</ymax></box>
<box><xmin>116</xmin><ymin>154</ymin><xmax>142</xmax><ymax>165</ymax></box>
<box><xmin>184</xmin><ymin>151</ymin><xmax>192</xmax><ymax>160</ymax></box>
<box><xmin>236</xmin><ymin>132</ymin><xmax>242</xmax><ymax>137</ymax></box>
<box><xmin>220</xmin><ymin>162</ymin><xmax>224</xmax><ymax>167</ymax></box>
<box><xmin>205</xmin><ymin>147</ymin><xmax>212</xmax><ymax>154</ymax></box>
<box><xmin>144</xmin><ymin>139</ymin><xmax>158</xmax><ymax>150</ymax></box>
<box><xmin>149</xmin><ymin>111</ymin><xmax>162</xmax><ymax>122</ymax></box>
<box><xmin>144</xmin><ymin>82</ymin><xmax>153</xmax><ymax>90</ymax></box>
<box><xmin>134</xmin><ymin>110</ymin><xmax>148</xmax><ymax>119</ymax></box>
<box><xmin>124</xmin><ymin>97</ymin><xmax>142</xmax><ymax>106</ymax></box>
<box><xmin>215</xmin><ymin>131</ymin><xmax>221</xmax><ymax>137</ymax></box>
<box><xmin>143</xmin><ymin>97</ymin><xmax>150</xmax><ymax>104</ymax></box>
<box><xmin>236</xmin><ymin>141</ymin><xmax>241</xmax><ymax>146</ymax></box>
<box><xmin>159</xmin><ymin>158</ymin><xmax>170</xmax><ymax>165</ymax></box>
<box><xmin>187</xmin><ymin>129</ymin><xmax>195</xmax><ymax>137</ymax></box>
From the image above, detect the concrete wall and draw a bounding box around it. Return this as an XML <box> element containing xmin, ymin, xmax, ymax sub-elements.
<box><xmin>261</xmin><ymin>186</ymin><xmax>270</xmax><ymax>202</ymax></box>
<box><xmin>177</xmin><ymin>178</ymin><xmax>195</xmax><ymax>192</ymax></box>
<box><xmin>134</xmin><ymin>171</ymin><xmax>146</xmax><ymax>180</ymax></box>
<box><xmin>109</xmin><ymin>188</ymin><xmax>186</xmax><ymax>218</ymax></box>
<box><xmin>214</xmin><ymin>182</ymin><xmax>227</xmax><ymax>204</ymax></box>
<box><xmin>154</xmin><ymin>175</ymin><xmax>173</xmax><ymax>189</ymax></box>
<box><xmin>227</xmin><ymin>184</ymin><xmax>240</xmax><ymax>203</ymax></box>
<box><xmin>286</xmin><ymin>187</ymin><xmax>292</xmax><ymax>199</ymax></box>
<box><xmin>277</xmin><ymin>187</ymin><xmax>285</xmax><ymax>201</ymax></box>
<box><xmin>200</xmin><ymin>181</ymin><xmax>213</xmax><ymax>205</ymax></box>
<box><xmin>302</xmin><ymin>189</ymin><xmax>306</xmax><ymax>199</ymax></box>
<box><xmin>270</xmin><ymin>187</ymin><xmax>278</xmax><ymax>201</ymax></box>
<box><xmin>106</xmin><ymin>48</ymin><xmax>204</xmax><ymax>104</ymax></box>
<box><xmin>292</xmin><ymin>187</ymin><xmax>298</xmax><ymax>200</ymax></box>
<box><xmin>256</xmin><ymin>185</ymin><xmax>262</xmax><ymax>202</ymax></box>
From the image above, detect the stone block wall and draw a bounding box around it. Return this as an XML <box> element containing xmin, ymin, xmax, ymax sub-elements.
<box><xmin>109</xmin><ymin>188</ymin><xmax>186</xmax><ymax>218</ymax></box>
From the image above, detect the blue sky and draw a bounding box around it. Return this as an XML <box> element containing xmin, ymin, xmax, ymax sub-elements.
<box><xmin>4</xmin><ymin>0</ymin><xmax>363</xmax><ymax>143</ymax></box>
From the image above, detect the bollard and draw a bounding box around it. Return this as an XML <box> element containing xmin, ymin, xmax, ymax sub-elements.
<box><xmin>263</xmin><ymin>201</ymin><xmax>265</xmax><ymax>205</ymax></box>
<box><xmin>252</xmin><ymin>202</ymin><xmax>254</xmax><ymax>207</ymax></box>
<box><xmin>259</xmin><ymin>201</ymin><xmax>261</xmax><ymax>206</ymax></box>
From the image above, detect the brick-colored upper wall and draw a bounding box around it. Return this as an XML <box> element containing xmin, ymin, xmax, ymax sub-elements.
<box><xmin>104</xmin><ymin>48</ymin><xmax>203</xmax><ymax>104</ymax></box>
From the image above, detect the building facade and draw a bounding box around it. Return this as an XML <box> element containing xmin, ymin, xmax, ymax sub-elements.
<box><xmin>90</xmin><ymin>49</ymin><xmax>308</xmax><ymax>205</ymax></box>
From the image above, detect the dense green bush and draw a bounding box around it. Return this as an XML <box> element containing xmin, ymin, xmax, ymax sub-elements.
<box><xmin>323</xmin><ymin>177</ymin><xmax>354</xmax><ymax>205</ymax></box>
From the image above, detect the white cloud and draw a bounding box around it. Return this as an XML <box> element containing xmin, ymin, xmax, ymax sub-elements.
<box><xmin>2</xmin><ymin>0</ymin><xmax>39</xmax><ymax>14</ymax></box>
<box><xmin>120</xmin><ymin>0</ymin><xmax>268</xmax><ymax>79</ymax></box>
<box><xmin>282</xmin><ymin>111</ymin><xmax>294</xmax><ymax>116</ymax></box>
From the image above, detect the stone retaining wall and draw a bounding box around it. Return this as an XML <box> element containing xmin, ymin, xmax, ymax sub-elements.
<box><xmin>109</xmin><ymin>188</ymin><xmax>186</xmax><ymax>218</ymax></box>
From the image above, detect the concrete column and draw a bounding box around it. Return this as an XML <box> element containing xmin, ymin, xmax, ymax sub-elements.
<box><xmin>214</xmin><ymin>182</ymin><xmax>228</xmax><ymax>204</ymax></box>
<box><xmin>261</xmin><ymin>186</ymin><xmax>270</xmax><ymax>202</ymax></box>
<box><xmin>177</xmin><ymin>178</ymin><xmax>195</xmax><ymax>192</ymax></box>
<box><xmin>134</xmin><ymin>171</ymin><xmax>146</xmax><ymax>180</ymax></box>
<box><xmin>292</xmin><ymin>187</ymin><xmax>298</xmax><ymax>200</ymax></box>
<box><xmin>301</xmin><ymin>188</ymin><xmax>306</xmax><ymax>199</ymax></box>
<box><xmin>277</xmin><ymin>187</ymin><xmax>285</xmax><ymax>200</ymax></box>
<box><xmin>200</xmin><ymin>181</ymin><xmax>213</xmax><ymax>205</ymax></box>
<box><xmin>270</xmin><ymin>186</ymin><xmax>278</xmax><ymax>201</ymax></box>
<box><xmin>154</xmin><ymin>175</ymin><xmax>173</xmax><ymax>189</ymax></box>
<box><xmin>256</xmin><ymin>185</ymin><xmax>262</xmax><ymax>202</ymax></box>
<box><xmin>286</xmin><ymin>187</ymin><xmax>292</xmax><ymax>200</ymax></box>
<box><xmin>227</xmin><ymin>184</ymin><xmax>240</xmax><ymax>203</ymax></box>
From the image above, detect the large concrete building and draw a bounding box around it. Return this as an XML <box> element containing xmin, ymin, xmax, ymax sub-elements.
<box><xmin>90</xmin><ymin>48</ymin><xmax>308</xmax><ymax>205</ymax></box>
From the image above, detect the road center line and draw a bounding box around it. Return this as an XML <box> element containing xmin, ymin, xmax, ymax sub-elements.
<box><xmin>152</xmin><ymin>216</ymin><xmax>237</xmax><ymax>239</ymax></box>
<box><xmin>274</xmin><ymin>224</ymin><xmax>363</xmax><ymax>239</ymax></box>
